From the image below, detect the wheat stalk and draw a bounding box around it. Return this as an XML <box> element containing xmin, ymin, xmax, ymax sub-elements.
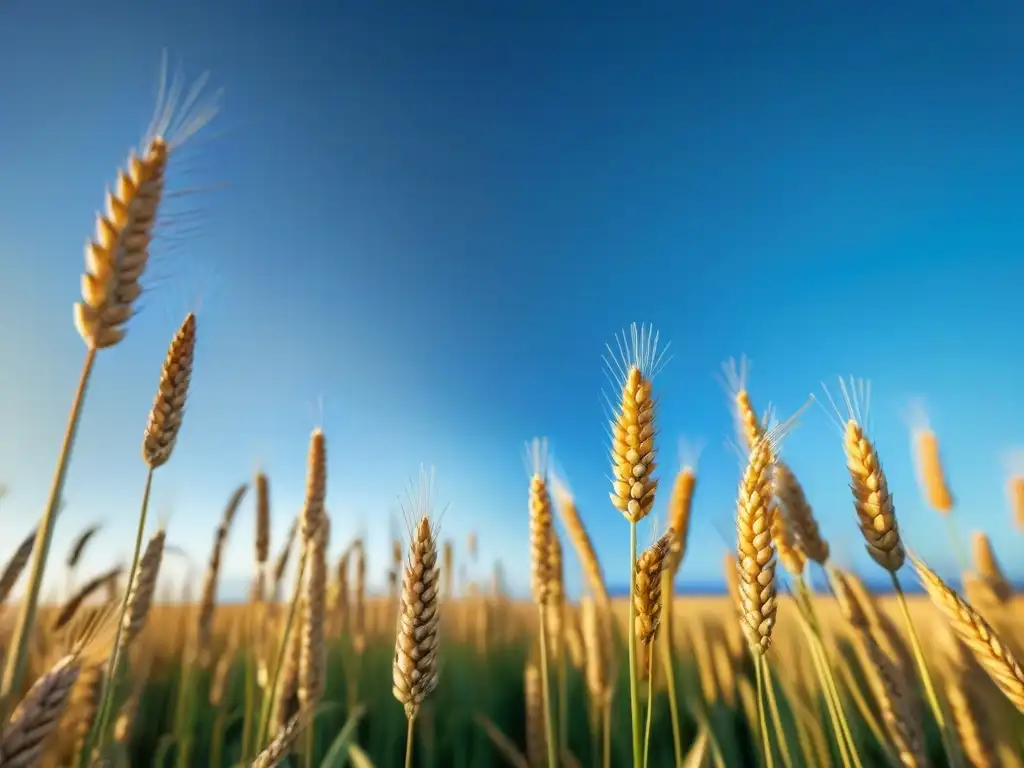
<box><xmin>393</xmin><ymin>470</ymin><xmax>441</xmax><ymax>768</ymax></box>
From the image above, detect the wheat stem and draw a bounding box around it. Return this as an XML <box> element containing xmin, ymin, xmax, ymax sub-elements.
<box><xmin>642</xmin><ymin>643</ymin><xmax>654</xmax><ymax>768</ymax></box>
<box><xmin>658</xmin><ymin>571</ymin><xmax>683</xmax><ymax>767</ymax></box>
<box><xmin>537</xmin><ymin>604</ymin><xmax>558</xmax><ymax>768</ymax></box>
<box><xmin>627</xmin><ymin>520</ymin><xmax>642</xmax><ymax>768</ymax></box>
<box><xmin>601</xmin><ymin>702</ymin><xmax>611</xmax><ymax>768</ymax></box>
<box><xmin>87</xmin><ymin>467</ymin><xmax>155</xmax><ymax>761</ymax></box>
<box><xmin>0</xmin><ymin>348</ymin><xmax>97</xmax><ymax>707</ymax></box>
<box><xmin>762</xmin><ymin>656</ymin><xmax>795</xmax><ymax>768</ymax></box>
<box><xmin>404</xmin><ymin>715</ymin><xmax>416</xmax><ymax>768</ymax></box>
<box><xmin>890</xmin><ymin>571</ymin><xmax>959</xmax><ymax>763</ymax></box>
<box><xmin>755</xmin><ymin>649</ymin><xmax>776</xmax><ymax>768</ymax></box>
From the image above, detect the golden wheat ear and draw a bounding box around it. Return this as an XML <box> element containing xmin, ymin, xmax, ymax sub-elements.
<box><xmin>393</xmin><ymin>467</ymin><xmax>442</xmax><ymax>721</ymax></box>
<box><xmin>604</xmin><ymin>323</ymin><xmax>670</xmax><ymax>525</ymax></box>
<box><xmin>905</xmin><ymin>398</ymin><xmax>955</xmax><ymax>515</ymax></box>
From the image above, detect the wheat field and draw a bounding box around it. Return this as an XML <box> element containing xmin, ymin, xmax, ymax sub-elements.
<box><xmin>1</xmin><ymin>66</ymin><xmax>1024</xmax><ymax>768</ymax></box>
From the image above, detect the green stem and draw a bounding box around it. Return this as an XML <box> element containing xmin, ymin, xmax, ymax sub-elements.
<box><xmin>558</xmin><ymin>604</ymin><xmax>568</xmax><ymax>757</ymax></box>
<box><xmin>602</xmin><ymin>702</ymin><xmax>611</xmax><ymax>768</ymax></box>
<box><xmin>761</xmin><ymin>656</ymin><xmax>794</xmax><ymax>768</ymax></box>
<box><xmin>754</xmin><ymin>652</ymin><xmax>775</xmax><ymax>768</ymax></box>
<box><xmin>793</xmin><ymin>584</ymin><xmax>854</xmax><ymax>768</ymax></box>
<box><xmin>658</xmin><ymin>597</ymin><xmax>683</xmax><ymax>768</ymax></box>
<box><xmin>405</xmin><ymin>715</ymin><xmax>416</xmax><ymax>768</ymax></box>
<box><xmin>627</xmin><ymin>521</ymin><xmax>642</xmax><ymax>768</ymax></box>
<box><xmin>538</xmin><ymin>604</ymin><xmax>558</xmax><ymax>768</ymax></box>
<box><xmin>944</xmin><ymin>515</ymin><xmax>970</xmax><ymax>575</ymax></box>
<box><xmin>890</xmin><ymin>571</ymin><xmax>960</xmax><ymax>765</ymax></box>
<box><xmin>256</xmin><ymin>551</ymin><xmax>307</xmax><ymax>751</ymax></box>
<box><xmin>304</xmin><ymin>713</ymin><xmax>315</xmax><ymax>768</ymax></box>
<box><xmin>241</xmin><ymin>645</ymin><xmax>256</xmax><ymax>760</ymax></box>
<box><xmin>86</xmin><ymin>467</ymin><xmax>155</xmax><ymax>762</ymax></box>
<box><xmin>642</xmin><ymin>644</ymin><xmax>654</xmax><ymax>768</ymax></box>
<box><xmin>1</xmin><ymin>348</ymin><xmax>97</xmax><ymax>708</ymax></box>
<box><xmin>211</xmin><ymin>709</ymin><xmax>226</xmax><ymax>768</ymax></box>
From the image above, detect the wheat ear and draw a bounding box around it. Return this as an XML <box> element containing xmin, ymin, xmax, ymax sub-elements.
<box><xmin>254</xmin><ymin>471</ymin><xmax>271</xmax><ymax>602</ymax></box>
<box><xmin>736</xmin><ymin>431</ymin><xmax>780</xmax><ymax>656</ymax></box>
<box><xmin>272</xmin><ymin>518</ymin><xmax>299</xmax><ymax>603</ymax></box>
<box><xmin>252</xmin><ymin>708</ymin><xmax>314</xmax><ymax>768</ymax></box>
<box><xmin>0</xmin><ymin>655</ymin><xmax>82</xmax><ymax>766</ymax></box>
<box><xmin>971</xmin><ymin>532</ymin><xmax>1011</xmax><ymax>604</ymax></box>
<box><xmin>197</xmin><ymin>484</ymin><xmax>249</xmax><ymax>659</ymax></box>
<box><xmin>911</xmin><ymin>552</ymin><xmax>1024</xmax><ymax>713</ymax></box>
<box><xmin>773</xmin><ymin>462</ymin><xmax>830</xmax><ymax>564</ymax></box>
<box><xmin>0</xmin><ymin>529</ymin><xmax>39</xmax><ymax>608</ymax></box>
<box><xmin>66</xmin><ymin>524</ymin><xmax>101</xmax><ymax>572</ymax></box>
<box><xmin>770</xmin><ymin>504</ymin><xmax>806</xmax><ymax>577</ymax></box>
<box><xmin>121</xmin><ymin>528</ymin><xmax>166</xmax><ymax>649</ymax></box>
<box><xmin>667</xmin><ymin>464</ymin><xmax>696</xmax><ymax>576</ymax></box>
<box><xmin>909</xmin><ymin>407</ymin><xmax>954</xmax><ymax>514</ymax></box>
<box><xmin>298</xmin><ymin>514</ymin><xmax>327</xmax><ymax>709</ymax></box>
<box><xmin>393</xmin><ymin>472</ymin><xmax>441</xmax><ymax>768</ymax></box>
<box><xmin>633</xmin><ymin>529</ymin><xmax>672</xmax><ymax>647</ymax></box>
<box><xmin>550</xmin><ymin>474</ymin><xmax>610</xmax><ymax>608</ymax></box>
<box><xmin>53</xmin><ymin>566</ymin><xmax>122</xmax><ymax>632</ymax></box>
<box><xmin>142</xmin><ymin>313</ymin><xmax>196</xmax><ymax>469</ymax></box>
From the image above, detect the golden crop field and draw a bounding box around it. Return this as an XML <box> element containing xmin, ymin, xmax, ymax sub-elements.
<box><xmin>1</xmin><ymin>65</ymin><xmax>1023</xmax><ymax>768</ymax></box>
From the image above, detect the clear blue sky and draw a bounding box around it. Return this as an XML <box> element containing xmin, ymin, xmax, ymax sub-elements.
<box><xmin>1</xmin><ymin>1</ymin><xmax>1023</xmax><ymax>601</ymax></box>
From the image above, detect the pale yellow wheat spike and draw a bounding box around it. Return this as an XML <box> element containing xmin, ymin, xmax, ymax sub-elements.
<box><xmin>736</xmin><ymin>429</ymin><xmax>783</xmax><ymax>655</ymax></box>
<box><xmin>142</xmin><ymin>313</ymin><xmax>196</xmax><ymax>469</ymax></box>
<box><xmin>633</xmin><ymin>528</ymin><xmax>673</xmax><ymax>646</ymax></box>
<box><xmin>822</xmin><ymin>377</ymin><xmax>905</xmax><ymax>572</ymax></box>
<box><xmin>121</xmin><ymin>528</ymin><xmax>166</xmax><ymax>649</ymax></box>
<box><xmin>971</xmin><ymin>532</ymin><xmax>1012</xmax><ymax>605</ymax></box>
<box><xmin>772</xmin><ymin>462</ymin><xmax>830</xmax><ymax>565</ymax></box>
<box><xmin>299</xmin><ymin>514</ymin><xmax>328</xmax><ymax>710</ymax></box>
<box><xmin>606</xmin><ymin>323</ymin><xmax>669</xmax><ymax>524</ymax></box>
<box><xmin>74</xmin><ymin>63</ymin><xmax>219</xmax><ymax>350</ymax></box>
<box><xmin>392</xmin><ymin>474</ymin><xmax>441</xmax><ymax>722</ymax></box>
<box><xmin>907</xmin><ymin>401</ymin><xmax>954</xmax><ymax>514</ymax></box>
<box><xmin>911</xmin><ymin>552</ymin><xmax>1024</xmax><ymax>713</ymax></box>
<box><xmin>526</xmin><ymin>438</ymin><xmax>553</xmax><ymax>606</ymax></box>
<box><xmin>550</xmin><ymin>472</ymin><xmax>610</xmax><ymax>607</ymax></box>
<box><xmin>545</xmin><ymin>530</ymin><xmax>564</xmax><ymax>658</ymax></box>
<box><xmin>74</xmin><ymin>142</ymin><xmax>167</xmax><ymax>349</ymax></box>
<box><xmin>300</xmin><ymin>429</ymin><xmax>326</xmax><ymax>542</ymax></box>
<box><xmin>770</xmin><ymin>504</ymin><xmax>806</xmax><ymax>577</ymax></box>
<box><xmin>667</xmin><ymin>439</ymin><xmax>700</xmax><ymax>575</ymax></box>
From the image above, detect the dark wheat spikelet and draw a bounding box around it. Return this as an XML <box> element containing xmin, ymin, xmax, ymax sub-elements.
<box><xmin>393</xmin><ymin>510</ymin><xmax>441</xmax><ymax>721</ymax></box>
<box><xmin>66</xmin><ymin>524</ymin><xmax>101</xmax><ymax>571</ymax></box>
<box><xmin>773</xmin><ymin>462</ymin><xmax>830</xmax><ymax>564</ymax></box>
<box><xmin>633</xmin><ymin>528</ymin><xmax>673</xmax><ymax>646</ymax></box>
<box><xmin>300</xmin><ymin>430</ymin><xmax>326</xmax><ymax>542</ymax></box>
<box><xmin>53</xmin><ymin>566</ymin><xmax>122</xmax><ymax>632</ymax></box>
<box><xmin>254</xmin><ymin>471</ymin><xmax>271</xmax><ymax>601</ymax></box>
<box><xmin>197</xmin><ymin>484</ymin><xmax>248</xmax><ymax>660</ymax></box>
<box><xmin>0</xmin><ymin>654</ymin><xmax>82</xmax><ymax>767</ymax></box>
<box><xmin>0</xmin><ymin>529</ymin><xmax>39</xmax><ymax>607</ymax></box>
<box><xmin>142</xmin><ymin>312</ymin><xmax>196</xmax><ymax>469</ymax></box>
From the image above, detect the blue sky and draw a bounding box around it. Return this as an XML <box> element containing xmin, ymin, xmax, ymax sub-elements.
<box><xmin>1</xmin><ymin>1</ymin><xmax>1024</xmax><ymax>601</ymax></box>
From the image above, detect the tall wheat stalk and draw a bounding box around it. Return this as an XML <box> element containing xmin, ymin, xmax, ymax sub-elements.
<box><xmin>606</xmin><ymin>323</ymin><xmax>667</xmax><ymax>768</ymax></box>
<box><xmin>0</xmin><ymin>68</ymin><xmax>218</xmax><ymax>705</ymax></box>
